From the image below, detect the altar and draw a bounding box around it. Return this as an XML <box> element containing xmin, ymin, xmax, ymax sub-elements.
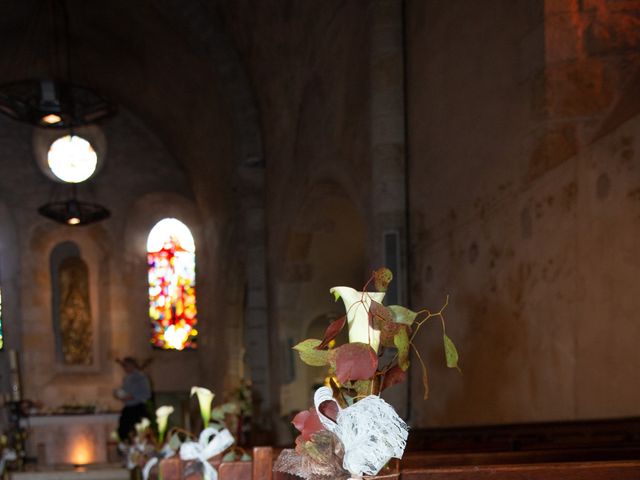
<box><xmin>20</xmin><ymin>413</ymin><xmax>120</xmax><ymax>466</ymax></box>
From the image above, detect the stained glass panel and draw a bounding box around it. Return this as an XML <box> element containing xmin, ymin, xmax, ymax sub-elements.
<box><xmin>147</xmin><ymin>218</ymin><xmax>197</xmax><ymax>350</ymax></box>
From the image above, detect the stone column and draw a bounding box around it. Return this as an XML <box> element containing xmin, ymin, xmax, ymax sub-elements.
<box><xmin>238</xmin><ymin>166</ymin><xmax>275</xmax><ymax>440</ymax></box>
<box><xmin>370</xmin><ymin>0</ymin><xmax>409</xmax><ymax>417</ymax></box>
<box><xmin>153</xmin><ymin>0</ymin><xmax>275</xmax><ymax>438</ymax></box>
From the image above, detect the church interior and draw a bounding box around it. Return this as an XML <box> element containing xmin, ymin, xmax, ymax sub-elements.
<box><xmin>0</xmin><ymin>0</ymin><xmax>639</xmax><ymax>478</ymax></box>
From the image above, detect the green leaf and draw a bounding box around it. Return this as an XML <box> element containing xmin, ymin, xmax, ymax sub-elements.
<box><xmin>167</xmin><ymin>432</ymin><xmax>182</xmax><ymax>451</ymax></box>
<box><xmin>222</xmin><ymin>451</ymin><xmax>237</xmax><ymax>462</ymax></box>
<box><xmin>353</xmin><ymin>379</ymin><xmax>373</xmax><ymax>397</ymax></box>
<box><xmin>389</xmin><ymin>305</ymin><xmax>418</xmax><ymax>326</ymax></box>
<box><xmin>211</xmin><ymin>402</ymin><xmax>240</xmax><ymax>421</ymax></box>
<box><xmin>394</xmin><ymin>328</ymin><xmax>410</xmax><ymax>371</ymax></box>
<box><xmin>293</xmin><ymin>339</ymin><xmax>330</xmax><ymax>367</ymax></box>
<box><xmin>443</xmin><ymin>333</ymin><xmax>460</xmax><ymax>371</ymax></box>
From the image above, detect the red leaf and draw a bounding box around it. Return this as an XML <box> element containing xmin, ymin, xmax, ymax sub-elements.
<box><xmin>292</xmin><ymin>407</ymin><xmax>324</xmax><ymax>441</ymax></box>
<box><xmin>370</xmin><ymin>300</ymin><xmax>405</xmax><ymax>347</ymax></box>
<box><xmin>292</xmin><ymin>409</ymin><xmax>310</xmax><ymax>432</ymax></box>
<box><xmin>380</xmin><ymin>364</ymin><xmax>407</xmax><ymax>392</ymax></box>
<box><xmin>317</xmin><ymin>316</ymin><xmax>347</xmax><ymax>350</ymax></box>
<box><xmin>318</xmin><ymin>399</ymin><xmax>339</xmax><ymax>423</ymax></box>
<box><xmin>370</xmin><ymin>300</ymin><xmax>393</xmax><ymax>324</ymax></box>
<box><xmin>333</xmin><ymin>343</ymin><xmax>378</xmax><ymax>383</ymax></box>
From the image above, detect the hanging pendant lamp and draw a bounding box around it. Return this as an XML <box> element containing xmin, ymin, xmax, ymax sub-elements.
<box><xmin>0</xmin><ymin>0</ymin><xmax>116</xmax><ymax>129</ymax></box>
<box><xmin>38</xmin><ymin>185</ymin><xmax>110</xmax><ymax>227</ymax></box>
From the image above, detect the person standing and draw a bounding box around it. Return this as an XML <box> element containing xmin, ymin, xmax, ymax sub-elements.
<box><xmin>114</xmin><ymin>357</ymin><xmax>152</xmax><ymax>442</ymax></box>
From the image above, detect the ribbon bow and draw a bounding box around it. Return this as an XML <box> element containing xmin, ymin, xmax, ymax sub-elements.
<box><xmin>0</xmin><ymin>449</ymin><xmax>16</xmax><ymax>474</ymax></box>
<box><xmin>126</xmin><ymin>439</ymin><xmax>148</xmax><ymax>471</ymax></box>
<box><xmin>313</xmin><ymin>386</ymin><xmax>408</xmax><ymax>477</ymax></box>
<box><xmin>142</xmin><ymin>443</ymin><xmax>176</xmax><ymax>480</ymax></box>
<box><xmin>179</xmin><ymin>426</ymin><xmax>234</xmax><ymax>480</ymax></box>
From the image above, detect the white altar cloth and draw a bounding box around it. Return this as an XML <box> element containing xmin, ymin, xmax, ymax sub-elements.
<box><xmin>20</xmin><ymin>413</ymin><xmax>119</xmax><ymax>466</ymax></box>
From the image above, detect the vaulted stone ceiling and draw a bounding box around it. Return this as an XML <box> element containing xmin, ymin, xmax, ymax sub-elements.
<box><xmin>0</xmin><ymin>0</ymin><xmax>262</xmax><ymax>220</ymax></box>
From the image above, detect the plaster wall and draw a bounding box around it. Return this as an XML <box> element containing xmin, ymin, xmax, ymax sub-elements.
<box><xmin>407</xmin><ymin>0</ymin><xmax>640</xmax><ymax>427</ymax></box>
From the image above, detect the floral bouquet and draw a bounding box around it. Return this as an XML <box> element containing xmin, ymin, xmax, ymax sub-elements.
<box><xmin>274</xmin><ymin>268</ymin><xmax>460</xmax><ymax>479</ymax></box>
<box><xmin>0</xmin><ymin>434</ymin><xmax>17</xmax><ymax>478</ymax></box>
<box><xmin>125</xmin><ymin>386</ymin><xmax>245</xmax><ymax>480</ymax></box>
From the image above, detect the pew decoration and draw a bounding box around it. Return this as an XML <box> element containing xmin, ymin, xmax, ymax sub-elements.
<box><xmin>122</xmin><ymin>386</ymin><xmax>248</xmax><ymax>480</ymax></box>
<box><xmin>275</xmin><ymin>268</ymin><xmax>461</xmax><ymax>479</ymax></box>
<box><xmin>0</xmin><ymin>435</ymin><xmax>17</xmax><ymax>476</ymax></box>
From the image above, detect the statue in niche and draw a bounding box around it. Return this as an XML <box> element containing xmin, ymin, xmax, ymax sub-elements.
<box><xmin>58</xmin><ymin>257</ymin><xmax>93</xmax><ymax>365</ymax></box>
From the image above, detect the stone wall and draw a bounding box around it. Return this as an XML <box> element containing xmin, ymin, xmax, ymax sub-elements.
<box><xmin>2</xmin><ymin>0</ymin><xmax>640</xmax><ymax>437</ymax></box>
<box><xmin>407</xmin><ymin>0</ymin><xmax>640</xmax><ymax>426</ymax></box>
<box><xmin>0</xmin><ymin>108</ymin><xmax>217</xmax><ymax>411</ymax></box>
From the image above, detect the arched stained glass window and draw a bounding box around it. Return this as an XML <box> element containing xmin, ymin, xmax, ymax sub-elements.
<box><xmin>147</xmin><ymin>218</ymin><xmax>197</xmax><ymax>350</ymax></box>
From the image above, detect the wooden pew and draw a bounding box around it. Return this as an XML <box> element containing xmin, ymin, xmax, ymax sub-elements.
<box><xmin>406</xmin><ymin>417</ymin><xmax>640</xmax><ymax>453</ymax></box>
<box><xmin>400</xmin><ymin>445</ymin><xmax>640</xmax><ymax>468</ymax></box>
<box><xmin>158</xmin><ymin>446</ymin><xmax>279</xmax><ymax>480</ymax></box>
<box><xmin>222</xmin><ymin>447</ymin><xmax>640</xmax><ymax>479</ymax></box>
<box><xmin>400</xmin><ymin>460</ymin><xmax>640</xmax><ymax>480</ymax></box>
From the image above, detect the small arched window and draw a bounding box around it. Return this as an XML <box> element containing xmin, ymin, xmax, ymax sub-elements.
<box><xmin>147</xmin><ymin>218</ymin><xmax>197</xmax><ymax>350</ymax></box>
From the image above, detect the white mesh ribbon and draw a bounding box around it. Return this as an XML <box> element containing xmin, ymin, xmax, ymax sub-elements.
<box><xmin>179</xmin><ymin>426</ymin><xmax>234</xmax><ymax>480</ymax></box>
<box><xmin>314</xmin><ymin>387</ymin><xmax>408</xmax><ymax>477</ymax></box>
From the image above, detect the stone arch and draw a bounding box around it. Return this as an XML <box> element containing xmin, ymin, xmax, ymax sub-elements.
<box><xmin>151</xmin><ymin>0</ymin><xmax>274</xmax><ymax>427</ymax></box>
<box><xmin>152</xmin><ymin>0</ymin><xmax>263</xmax><ymax>169</ymax></box>
<box><xmin>277</xmin><ymin>179</ymin><xmax>367</xmax><ymax>418</ymax></box>
<box><xmin>21</xmin><ymin>220</ymin><xmax>110</xmax><ymax>404</ymax></box>
<box><xmin>122</xmin><ymin>192</ymin><xmax>205</xmax><ymax>393</ymax></box>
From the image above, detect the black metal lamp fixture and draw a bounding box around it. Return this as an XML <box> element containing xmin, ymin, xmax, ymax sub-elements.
<box><xmin>0</xmin><ymin>79</ymin><xmax>115</xmax><ymax>129</ymax></box>
<box><xmin>38</xmin><ymin>185</ymin><xmax>110</xmax><ymax>227</ymax></box>
<box><xmin>0</xmin><ymin>0</ymin><xmax>116</xmax><ymax>226</ymax></box>
<box><xmin>0</xmin><ymin>0</ymin><xmax>116</xmax><ymax>129</ymax></box>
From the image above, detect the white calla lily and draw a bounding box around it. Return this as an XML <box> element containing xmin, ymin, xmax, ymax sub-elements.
<box><xmin>134</xmin><ymin>417</ymin><xmax>151</xmax><ymax>436</ymax></box>
<box><xmin>191</xmin><ymin>386</ymin><xmax>215</xmax><ymax>428</ymax></box>
<box><xmin>179</xmin><ymin>426</ymin><xmax>235</xmax><ymax>480</ymax></box>
<box><xmin>330</xmin><ymin>286</ymin><xmax>385</xmax><ymax>352</ymax></box>
<box><xmin>155</xmin><ymin>405</ymin><xmax>174</xmax><ymax>444</ymax></box>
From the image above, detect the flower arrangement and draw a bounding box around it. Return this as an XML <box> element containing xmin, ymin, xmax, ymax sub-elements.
<box><xmin>124</xmin><ymin>386</ymin><xmax>249</xmax><ymax>480</ymax></box>
<box><xmin>274</xmin><ymin>268</ymin><xmax>460</xmax><ymax>479</ymax></box>
<box><xmin>0</xmin><ymin>435</ymin><xmax>17</xmax><ymax>477</ymax></box>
